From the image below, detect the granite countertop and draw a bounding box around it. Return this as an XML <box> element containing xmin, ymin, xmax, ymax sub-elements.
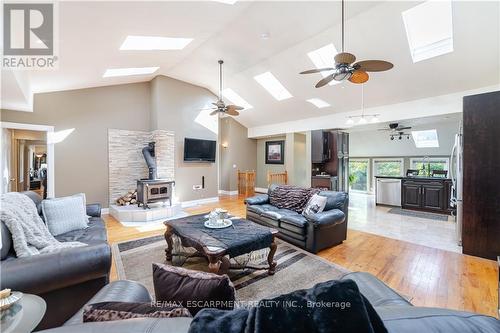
<box><xmin>375</xmin><ymin>175</ymin><xmax>451</xmax><ymax>180</ymax></box>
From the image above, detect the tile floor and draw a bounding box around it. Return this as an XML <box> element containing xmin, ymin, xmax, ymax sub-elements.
<box><xmin>348</xmin><ymin>192</ymin><xmax>462</xmax><ymax>253</ymax></box>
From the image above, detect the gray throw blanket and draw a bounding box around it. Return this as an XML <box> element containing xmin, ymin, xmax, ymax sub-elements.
<box><xmin>0</xmin><ymin>192</ymin><xmax>86</xmax><ymax>257</ymax></box>
<box><xmin>188</xmin><ymin>279</ymin><xmax>387</xmax><ymax>333</ymax></box>
<box><xmin>269</xmin><ymin>185</ymin><xmax>321</xmax><ymax>213</ymax></box>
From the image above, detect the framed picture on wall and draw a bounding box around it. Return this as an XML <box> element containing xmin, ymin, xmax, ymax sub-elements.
<box><xmin>265</xmin><ymin>140</ymin><xmax>284</xmax><ymax>164</ymax></box>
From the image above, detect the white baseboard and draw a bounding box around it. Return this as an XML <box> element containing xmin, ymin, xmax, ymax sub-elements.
<box><xmin>255</xmin><ymin>187</ymin><xmax>268</xmax><ymax>194</ymax></box>
<box><xmin>101</xmin><ymin>208</ymin><xmax>109</xmax><ymax>215</ymax></box>
<box><xmin>218</xmin><ymin>190</ymin><xmax>239</xmax><ymax>196</ymax></box>
<box><xmin>180</xmin><ymin>196</ymin><xmax>219</xmax><ymax>208</ymax></box>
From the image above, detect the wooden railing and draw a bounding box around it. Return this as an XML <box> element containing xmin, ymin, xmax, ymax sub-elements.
<box><xmin>267</xmin><ymin>170</ymin><xmax>288</xmax><ymax>187</ymax></box>
<box><xmin>237</xmin><ymin>170</ymin><xmax>256</xmax><ymax>197</ymax></box>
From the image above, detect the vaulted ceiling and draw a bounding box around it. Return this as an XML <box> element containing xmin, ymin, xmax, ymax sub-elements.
<box><xmin>2</xmin><ymin>1</ymin><xmax>499</xmax><ymax>129</ymax></box>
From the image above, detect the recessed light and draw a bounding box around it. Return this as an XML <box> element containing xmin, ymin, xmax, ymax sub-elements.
<box><xmin>307</xmin><ymin>43</ymin><xmax>340</xmax><ymax>85</ymax></box>
<box><xmin>306</xmin><ymin>98</ymin><xmax>330</xmax><ymax>109</ymax></box>
<box><xmin>222</xmin><ymin>88</ymin><xmax>253</xmax><ymax>110</ymax></box>
<box><xmin>254</xmin><ymin>72</ymin><xmax>293</xmax><ymax>101</ymax></box>
<box><xmin>103</xmin><ymin>67</ymin><xmax>159</xmax><ymax>78</ymax></box>
<box><xmin>260</xmin><ymin>32</ymin><xmax>270</xmax><ymax>40</ymax></box>
<box><xmin>120</xmin><ymin>36</ymin><xmax>193</xmax><ymax>50</ymax></box>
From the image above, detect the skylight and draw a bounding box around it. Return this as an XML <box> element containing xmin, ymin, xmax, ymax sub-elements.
<box><xmin>412</xmin><ymin>129</ymin><xmax>440</xmax><ymax>148</ymax></box>
<box><xmin>306</xmin><ymin>98</ymin><xmax>330</xmax><ymax>109</ymax></box>
<box><xmin>307</xmin><ymin>43</ymin><xmax>340</xmax><ymax>85</ymax></box>
<box><xmin>103</xmin><ymin>67</ymin><xmax>159</xmax><ymax>78</ymax></box>
<box><xmin>120</xmin><ymin>36</ymin><xmax>193</xmax><ymax>50</ymax></box>
<box><xmin>402</xmin><ymin>0</ymin><xmax>453</xmax><ymax>63</ymax></box>
<box><xmin>222</xmin><ymin>88</ymin><xmax>253</xmax><ymax>110</ymax></box>
<box><xmin>213</xmin><ymin>0</ymin><xmax>238</xmax><ymax>4</ymax></box>
<box><xmin>253</xmin><ymin>72</ymin><xmax>293</xmax><ymax>101</ymax></box>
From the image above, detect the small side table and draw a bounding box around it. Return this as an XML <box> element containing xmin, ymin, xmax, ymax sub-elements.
<box><xmin>1</xmin><ymin>294</ymin><xmax>46</xmax><ymax>333</ymax></box>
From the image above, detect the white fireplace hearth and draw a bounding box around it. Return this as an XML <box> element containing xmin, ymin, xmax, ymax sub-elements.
<box><xmin>109</xmin><ymin>202</ymin><xmax>184</xmax><ymax>224</ymax></box>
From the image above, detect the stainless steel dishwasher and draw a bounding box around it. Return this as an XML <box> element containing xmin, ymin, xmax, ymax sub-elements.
<box><xmin>375</xmin><ymin>178</ymin><xmax>402</xmax><ymax>206</ymax></box>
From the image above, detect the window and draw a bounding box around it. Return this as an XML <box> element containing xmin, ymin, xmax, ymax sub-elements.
<box><xmin>306</xmin><ymin>44</ymin><xmax>340</xmax><ymax>85</ymax></box>
<box><xmin>349</xmin><ymin>159</ymin><xmax>369</xmax><ymax>192</ymax></box>
<box><xmin>253</xmin><ymin>72</ymin><xmax>293</xmax><ymax>101</ymax></box>
<box><xmin>402</xmin><ymin>0</ymin><xmax>453</xmax><ymax>63</ymax></box>
<box><xmin>411</xmin><ymin>129</ymin><xmax>439</xmax><ymax>148</ymax></box>
<box><xmin>373</xmin><ymin>158</ymin><xmax>404</xmax><ymax>178</ymax></box>
<box><xmin>410</xmin><ymin>157</ymin><xmax>449</xmax><ymax>176</ymax></box>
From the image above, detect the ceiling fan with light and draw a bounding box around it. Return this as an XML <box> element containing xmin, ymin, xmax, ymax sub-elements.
<box><xmin>300</xmin><ymin>0</ymin><xmax>394</xmax><ymax>87</ymax></box>
<box><xmin>378</xmin><ymin>123</ymin><xmax>412</xmax><ymax>132</ymax></box>
<box><xmin>207</xmin><ymin>60</ymin><xmax>243</xmax><ymax>117</ymax></box>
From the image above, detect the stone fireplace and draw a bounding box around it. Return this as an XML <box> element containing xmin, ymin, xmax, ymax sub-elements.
<box><xmin>108</xmin><ymin>129</ymin><xmax>181</xmax><ymax>223</ymax></box>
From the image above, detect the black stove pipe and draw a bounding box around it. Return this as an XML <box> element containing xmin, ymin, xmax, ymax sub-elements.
<box><xmin>142</xmin><ymin>142</ymin><xmax>157</xmax><ymax>180</ymax></box>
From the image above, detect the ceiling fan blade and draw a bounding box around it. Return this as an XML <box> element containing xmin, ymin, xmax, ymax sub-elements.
<box><xmin>226</xmin><ymin>109</ymin><xmax>239</xmax><ymax>116</ymax></box>
<box><xmin>227</xmin><ymin>105</ymin><xmax>244</xmax><ymax>111</ymax></box>
<box><xmin>348</xmin><ymin>70</ymin><xmax>369</xmax><ymax>84</ymax></box>
<box><xmin>334</xmin><ymin>52</ymin><xmax>356</xmax><ymax>65</ymax></box>
<box><xmin>212</xmin><ymin>102</ymin><xmax>219</xmax><ymax>107</ymax></box>
<box><xmin>315</xmin><ymin>74</ymin><xmax>335</xmax><ymax>88</ymax></box>
<box><xmin>354</xmin><ymin>60</ymin><xmax>394</xmax><ymax>72</ymax></box>
<box><xmin>300</xmin><ymin>68</ymin><xmax>335</xmax><ymax>74</ymax></box>
<box><xmin>397</xmin><ymin>126</ymin><xmax>412</xmax><ymax>130</ymax></box>
<box><xmin>210</xmin><ymin>110</ymin><xmax>220</xmax><ymax>116</ymax></box>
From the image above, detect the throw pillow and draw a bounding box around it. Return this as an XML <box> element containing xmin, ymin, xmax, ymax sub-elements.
<box><xmin>302</xmin><ymin>194</ymin><xmax>327</xmax><ymax>217</ymax></box>
<box><xmin>41</xmin><ymin>193</ymin><xmax>89</xmax><ymax>236</ymax></box>
<box><xmin>83</xmin><ymin>301</ymin><xmax>191</xmax><ymax>322</ymax></box>
<box><xmin>152</xmin><ymin>263</ymin><xmax>236</xmax><ymax>315</ymax></box>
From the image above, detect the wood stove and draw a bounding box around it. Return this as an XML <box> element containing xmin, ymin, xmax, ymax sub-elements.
<box><xmin>136</xmin><ymin>141</ymin><xmax>175</xmax><ymax>209</ymax></box>
<box><xmin>136</xmin><ymin>179</ymin><xmax>175</xmax><ymax>209</ymax></box>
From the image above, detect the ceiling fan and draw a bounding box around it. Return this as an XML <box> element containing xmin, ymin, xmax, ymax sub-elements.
<box><xmin>300</xmin><ymin>0</ymin><xmax>394</xmax><ymax>87</ymax></box>
<box><xmin>207</xmin><ymin>60</ymin><xmax>243</xmax><ymax>117</ymax></box>
<box><xmin>378</xmin><ymin>123</ymin><xmax>412</xmax><ymax>132</ymax></box>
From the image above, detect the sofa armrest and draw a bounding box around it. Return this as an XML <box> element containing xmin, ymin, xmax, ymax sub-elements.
<box><xmin>244</xmin><ymin>194</ymin><xmax>269</xmax><ymax>206</ymax></box>
<box><xmin>0</xmin><ymin>243</ymin><xmax>111</xmax><ymax>295</ymax></box>
<box><xmin>319</xmin><ymin>191</ymin><xmax>349</xmax><ymax>213</ymax></box>
<box><xmin>38</xmin><ymin>318</ymin><xmax>193</xmax><ymax>333</ymax></box>
<box><xmin>86</xmin><ymin>203</ymin><xmax>102</xmax><ymax>218</ymax></box>
<box><xmin>305</xmin><ymin>209</ymin><xmax>345</xmax><ymax>227</ymax></box>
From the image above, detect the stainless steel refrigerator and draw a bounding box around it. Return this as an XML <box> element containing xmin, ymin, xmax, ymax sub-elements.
<box><xmin>450</xmin><ymin>121</ymin><xmax>463</xmax><ymax>246</ymax></box>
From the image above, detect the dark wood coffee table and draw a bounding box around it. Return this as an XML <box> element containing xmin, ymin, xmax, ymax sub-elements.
<box><xmin>164</xmin><ymin>215</ymin><xmax>278</xmax><ymax>275</ymax></box>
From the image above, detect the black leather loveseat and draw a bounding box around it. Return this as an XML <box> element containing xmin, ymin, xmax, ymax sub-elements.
<box><xmin>0</xmin><ymin>191</ymin><xmax>111</xmax><ymax>330</ymax></box>
<box><xmin>245</xmin><ymin>184</ymin><xmax>348</xmax><ymax>253</ymax></box>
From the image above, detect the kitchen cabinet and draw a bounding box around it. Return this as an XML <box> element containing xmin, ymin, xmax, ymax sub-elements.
<box><xmin>311</xmin><ymin>130</ymin><xmax>331</xmax><ymax>163</ymax></box>
<box><xmin>401</xmin><ymin>178</ymin><xmax>451</xmax><ymax>214</ymax></box>
<box><xmin>311</xmin><ymin>176</ymin><xmax>331</xmax><ymax>189</ymax></box>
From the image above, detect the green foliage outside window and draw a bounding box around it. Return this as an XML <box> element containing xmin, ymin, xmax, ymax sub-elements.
<box><xmin>349</xmin><ymin>160</ymin><xmax>368</xmax><ymax>191</ymax></box>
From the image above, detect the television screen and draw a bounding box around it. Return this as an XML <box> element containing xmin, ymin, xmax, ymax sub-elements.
<box><xmin>184</xmin><ymin>138</ymin><xmax>216</xmax><ymax>162</ymax></box>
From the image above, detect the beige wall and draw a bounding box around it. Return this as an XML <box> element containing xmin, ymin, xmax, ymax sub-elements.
<box><xmin>219</xmin><ymin>117</ymin><xmax>257</xmax><ymax>192</ymax></box>
<box><xmin>292</xmin><ymin>133</ymin><xmax>308</xmax><ymax>188</ymax></box>
<box><xmin>150</xmin><ymin>75</ymin><xmax>218</xmax><ymax>202</ymax></box>
<box><xmin>256</xmin><ymin>136</ymin><xmax>286</xmax><ymax>188</ymax></box>
<box><xmin>1</xmin><ymin>82</ymin><xmax>151</xmax><ymax>206</ymax></box>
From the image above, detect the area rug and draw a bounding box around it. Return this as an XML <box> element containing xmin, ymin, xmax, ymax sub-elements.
<box><xmin>112</xmin><ymin>235</ymin><xmax>350</xmax><ymax>302</ymax></box>
<box><xmin>388</xmin><ymin>207</ymin><xmax>449</xmax><ymax>221</ymax></box>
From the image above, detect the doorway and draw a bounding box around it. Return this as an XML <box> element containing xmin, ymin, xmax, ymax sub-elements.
<box><xmin>1</xmin><ymin>122</ymin><xmax>55</xmax><ymax>197</ymax></box>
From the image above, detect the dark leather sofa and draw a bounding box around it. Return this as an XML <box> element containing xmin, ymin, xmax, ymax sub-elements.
<box><xmin>0</xmin><ymin>191</ymin><xmax>112</xmax><ymax>330</ymax></box>
<box><xmin>37</xmin><ymin>272</ymin><xmax>500</xmax><ymax>333</ymax></box>
<box><xmin>245</xmin><ymin>184</ymin><xmax>348</xmax><ymax>253</ymax></box>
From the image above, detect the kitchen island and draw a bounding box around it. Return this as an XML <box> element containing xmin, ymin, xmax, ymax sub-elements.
<box><xmin>375</xmin><ymin>176</ymin><xmax>453</xmax><ymax>215</ymax></box>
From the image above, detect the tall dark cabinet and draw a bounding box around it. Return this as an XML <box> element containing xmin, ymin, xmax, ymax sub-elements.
<box><xmin>462</xmin><ymin>90</ymin><xmax>500</xmax><ymax>260</ymax></box>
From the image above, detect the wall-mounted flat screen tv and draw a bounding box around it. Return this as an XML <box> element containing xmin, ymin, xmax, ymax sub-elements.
<box><xmin>184</xmin><ymin>138</ymin><xmax>216</xmax><ymax>162</ymax></box>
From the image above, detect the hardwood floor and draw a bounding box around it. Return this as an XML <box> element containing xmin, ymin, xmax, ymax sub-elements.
<box><xmin>104</xmin><ymin>195</ymin><xmax>499</xmax><ymax>318</ymax></box>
